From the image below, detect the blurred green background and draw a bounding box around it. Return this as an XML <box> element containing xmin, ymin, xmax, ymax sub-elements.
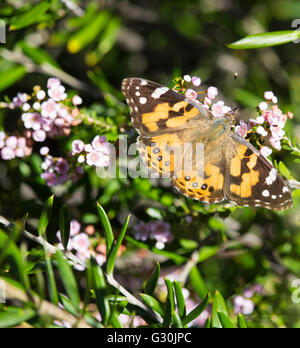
<box><xmin>0</xmin><ymin>0</ymin><xmax>300</xmax><ymax>328</ymax></box>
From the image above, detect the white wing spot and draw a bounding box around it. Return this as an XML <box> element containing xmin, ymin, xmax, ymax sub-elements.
<box><xmin>135</xmin><ymin>91</ymin><xmax>141</xmax><ymax>96</ymax></box>
<box><xmin>139</xmin><ymin>97</ymin><xmax>147</xmax><ymax>104</ymax></box>
<box><xmin>262</xmin><ymin>189</ymin><xmax>270</xmax><ymax>197</ymax></box>
<box><xmin>141</xmin><ymin>80</ymin><xmax>148</xmax><ymax>85</ymax></box>
<box><xmin>272</xmin><ymin>195</ymin><xmax>277</xmax><ymax>199</ymax></box>
<box><xmin>151</xmin><ymin>87</ymin><xmax>169</xmax><ymax>99</ymax></box>
<box><xmin>283</xmin><ymin>186</ymin><xmax>289</xmax><ymax>193</ymax></box>
<box><xmin>265</xmin><ymin>168</ymin><xmax>277</xmax><ymax>185</ymax></box>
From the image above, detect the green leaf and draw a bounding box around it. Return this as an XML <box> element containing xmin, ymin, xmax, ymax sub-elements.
<box><xmin>38</xmin><ymin>195</ymin><xmax>54</xmax><ymax>237</ymax></box>
<box><xmin>228</xmin><ymin>31</ymin><xmax>300</xmax><ymax>49</ymax></box>
<box><xmin>140</xmin><ymin>294</ymin><xmax>164</xmax><ymax>317</ymax></box>
<box><xmin>67</xmin><ymin>10</ymin><xmax>111</xmax><ymax>53</ymax></box>
<box><xmin>0</xmin><ymin>65</ymin><xmax>26</xmax><ymax>92</ymax></box>
<box><xmin>144</xmin><ymin>262</ymin><xmax>160</xmax><ymax>296</ymax></box>
<box><xmin>90</xmin><ymin>258</ymin><xmax>110</xmax><ymax>326</ymax></box>
<box><xmin>97</xmin><ymin>203</ymin><xmax>114</xmax><ymax>255</ymax></box>
<box><xmin>198</xmin><ymin>245</ymin><xmax>219</xmax><ymax>262</ymax></box>
<box><xmin>204</xmin><ymin>317</ymin><xmax>211</xmax><ymax>328</ymax></box>
<box><xmin>86</xmin><ymin>17</ymin><xmax>121</xmax><ymax>65</ymax></box>
<box><xmin>10</xmin><ymin>2</ymin><xmax>50</xmax><ymax>30</ymax></box>
<box><xmin>212</xmin><ymin>290</ymin><xmax>228</xmax><ymax>328</ymax></box>
<box><xmin>182</xmin><ymin>294</ymin><xmax>210</xmax><ymax>327</ymax></box>
<box><xmin>218</xmin><ymin>311</ymin><xmax>235</xmax><ymax>328</ymax></box>
<box><xmin>106</xmin><ymin>215</ymin><xmax>130</xmax><ymax>275</ymax></box>
<box><xmin>163</xmin><ymin>278</ymin><xmax>175</xmax><ymax>327</ymax></box>
<box><xmin>59</xmin><ymin>205</ymin><xmax>71</xmax><ymax>250</ymax></box>
<box><xmin>278</xmin><ymin>161</ymin><xmax>293</xmax><ymax>180</ymax></box>
<box><xmin>19</xmin><ymin>41</ymin><xmax>61</xmax><ymax>69</ymax></box>
<box><xmin>189</xmin><ymin>266</ymin><xmax>208</xmax><ymax>298</ymax></box>
<box><xmin>55</xmin><ymin>250</ymin><xmax>80</xmax><ymax>311</ymax></box>
<box><xmin>172</xmin><ymin>312</ymin><xmax>183</xmax><ymax>328</ymax></box>
<box><xmin>0</xmin><ymin>231</ymin><xmax>27</xmax><ymax>285</ymax></box>
<box><xmin>173</xmin><ymin>281</ymin><xmax>186</xmax><ymax>319</ymax></box>
<box><xmin>237</xmin><ymin>313</ymin><xmax>247</xmax><ymax>328</ymax></box>
<box><xmin>0</xmin><ymin>308</ymin><xmax>36</xmax><ymax>328</ymax></box>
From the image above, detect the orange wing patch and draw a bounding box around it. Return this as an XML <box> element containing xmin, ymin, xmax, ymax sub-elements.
<box><xmin>229</xmin><ymin>145</ymin><xmax>259</xmax><ymax>198</ymax></box>
<box><xmin>141</xmin><ymin>101</ymin><xmax>199</xmax><ymax>133</ymax></box>
<box><xmin>172</xmin><ymin>162</ymin><xmax>225</xmax><ymax>203</ymax></box>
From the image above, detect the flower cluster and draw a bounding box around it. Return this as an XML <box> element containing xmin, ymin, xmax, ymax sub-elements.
<box><xmin>0</xmin><ymin>132</ymin><xmax>32</xmax><ymax>160</ymax></box>
<box><xmin>176</xmin><ymin>75</ymin><xmax>293</xmax><ymax>158</ymax></box>
<box><xmin>72</xmin><ymin>135</ymin><xmax>112</xmax><ymax>168</ymax></box>
<box><xmin>56</xmin><ymin>220</ymin><xmax>107</xmax><ymax>271</ymax></box>
<box><xmin>233</xmin><ymin>284</ymin><xmax>262</xmax><ymax>315</ymax></box>
<box><xmin>235</xmin><ymin>91</ymin><xmax>293</xmax><ymax>156</ymax></box>
<box><xmin>41</xmin><ymin>151</ymin><xmax>71</xmax><ymax>187</ymax></box>
<box><xmin>134</xmin><ymin>220</ymin><xmax>172</xmax><ymax>249</ymax></box>
<box><xmin>0</xmin><ymin>78</ymin><xmax>83</xmax><ymax>149</ymax></box>
<box><xmin>178</xmin><ymin>74</ymin><xmax>232</xmax><ymax>117</ymax></box>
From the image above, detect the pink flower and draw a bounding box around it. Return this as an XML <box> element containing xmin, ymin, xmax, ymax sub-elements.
<box><xmin>72</xmin><ymin>95</ymin><xmax>82</xmax><ymax>105</ymax></box>
<box><xmin>270</xmin><ymin>125</ymin><xmax>285</xmax><ymax>139</ymax></box>
<box><xmin>18</xmin><ymin>137</ymin><xmax>26</xmax><ymax>148</ymax></box>
<box><xmin>55</xmin><ymin>158</ymin><xmax>69</xmax><ymax>174</ymax></box>
<box><xmin>96</xmin><ymin>253</ymin><xmax>106</xmax><ymax>266</ymax></box>
<box><xmin>5</xmin><ymin>136</ymin><xmax>18</xmax><ymax>149</ymax></box>
<box><xmin>269</xmin><ymin>136</ymin><xmax>282</xmax><ymax>151</ymax></box>
<box><xmin>235</xmin><ymin>121</ymin><xmax>248</xmax><ymax>138</ymax></box>
<box><xmin>40</xmin><ymin>147</ymin><xmax>49</xmax><ymax>156</ymax></box>
<box><xmin>36</xmin><ymin>90</ymin><xmax>46</xmax><ymax>100</ymax></box>
<box><xmin>41</xmin><ymin>99</ymin><xmax>58</xmax><ymax>119</ymax></box>
<box><xmin>256</xmin><ymin>116</ymin><xmax>264</xmax><ymax>124</ymax></box>
<box><xmin>41</xmin><ymin>172</ymin><xmax>58</xmax><ymax>186</ymax></box>
<box><xmin>183</xmin><ymin>75</ymin><xmax>192</xmax><ymax>82</ymax></box>
<box><xmin>256</xmin><ymin>126</ymin><xmax>268</xmax><ymax>137</ymax></box>
<box><xmin>33</xmin><ymin>130</ymin><xmax>46</xmax><ymax>142</ymax></box>
<box><xmin>92</xmin><ymin>136</ymin><xmax>107</xmax><ymax>151</ymax></box>
<box><xmin>207</xmin><ymin>86</ymin><xmax>218</xmax><ymax>99</ymax></box>
<box><xmin>258</xmin><ymin>102</ymin><xmax>268</xmax><ymax>111</ymax></box>
<box><xmin>134</xmin><ymin>222</ymin><xmax>151</xmax><ymax>241</ymax></box>
<box><xmin>72</xmin><ymin>140</ymin><xmax>85</xmax><ymax>154</ymax></box>
<box><xmin>22</xmin><ymin>112</ymin><xmax>43</xmax><ymax>131</ymax></box>
<box><xmin>260</xmin><ymin>146</ymin><xmax>272</xmax><ymax>157</ymax></box>
<box><xmin>12</xmin><ymin>93</ymin><xmax>27</xmax><ymax>107</ymax></box>
<box><xmin>211</xmin><ymin>101</ymin><xmax>231</xmax><ymax>117</ymax></box>
<box><xmin>47</xmin><ymin>78</ymin><xmax>61</xmax><ymax>89</ymax></box>
<box><xmin>48</xmin><ymin>85</ymin><xmax>67</xmax><ymax>102</ymax></box>
<box><xmin>22</xmin><ymin>103</ymin><xmax>31</xmax><ymax>112</ymax></box>
<box><xmin>185</xmin><ymin>88</ymin><xmax>197</xmax><ymax>101</ymax></box>
<box><xmin>72</xmin><ymin>233</ymin><xmax>90</xmax><ymax>251</ymax></box>
<box><xmin>233</xmin><ymin>296</ymin><xmax>254</xmax><ymax>315</ymax></box>
<box><xmin>264</xmin><ymin>91</ymin><xmax>274</xmax><ymax>100</ymax></box>
<box><xmin>192</xmin><ymin>76</ymin><xmax>201</xmax><ymax>87</ymax></box>
<box><xmin>1</xmin><ymin>146</ymin><xmax>15</xmax><ymax>160</ymax></box>
<box><xmin>150</xmin><ymin>221</ymin><xmax>172</xmax><ymax>244</ymax></box>
<box><xmin>70</xmin><ymin>220</ymin><xmax>81</xmax><ymax>236</ymax></box>
<box><xmin>86</xmin><ymin>150</ymin><xmax>102</xmax><ymax>166</ymax></box>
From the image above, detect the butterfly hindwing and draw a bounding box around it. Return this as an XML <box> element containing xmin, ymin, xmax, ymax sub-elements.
<box><xmin>224</xmin><ymin>134</ymin><xmax>293</xmax><ymax>210</ymax></box>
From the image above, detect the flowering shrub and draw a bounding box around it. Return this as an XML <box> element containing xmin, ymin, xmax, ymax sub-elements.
<box><xmin>1</xmin><ymin>0</ymin><xmax>300</xmax><ymax>330</ymax></box>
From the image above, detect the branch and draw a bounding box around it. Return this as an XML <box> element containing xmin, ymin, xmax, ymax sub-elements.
<box><xmin>0</xmin><ymin>277</ymin><xmax>92</xmax><ymax>328</ymax></box>
<box><xmin>0</xmin><ymin>215</ymin><xmax>162</xmax><ymax>323</ymax></box>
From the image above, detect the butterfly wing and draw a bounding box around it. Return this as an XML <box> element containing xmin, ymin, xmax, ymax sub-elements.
<box><xmin>122</xmin><ymin>78</ymin><xmax>214</xmax><ymax>178</ymax></box>
<box><xmin>224</xmin><ymin>133</ymin><xmax>293</xmax><ymax>210</ymax></box>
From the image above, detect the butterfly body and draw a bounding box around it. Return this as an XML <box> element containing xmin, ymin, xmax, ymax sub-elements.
<box><xmin>122</xmin><ymin>77</ymin><xmax>293</xmax><ymax>211</ymax></box>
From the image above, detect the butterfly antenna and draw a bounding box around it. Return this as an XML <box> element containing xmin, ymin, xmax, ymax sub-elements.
<box><xmin>230</xmin><ymin>72</ymin><xmax>238</xmax><ymax>111</ymax></box>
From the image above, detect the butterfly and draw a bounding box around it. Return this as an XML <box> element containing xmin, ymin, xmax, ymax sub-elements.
<box><xmin>122</xmin><ymin>78</ymin><xmax>293</xmax><ymax>211</ymax></box>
